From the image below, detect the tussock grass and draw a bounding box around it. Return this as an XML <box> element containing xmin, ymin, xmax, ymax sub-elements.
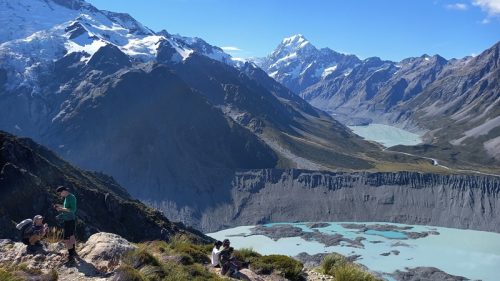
<box><xmin>115</xmin><ymin>265</ymin><xmax>146</xmax><ymax>281</ymax></box>
<box><xmin>233</xmin><ymin>247</ymin><xmax>261</xmax><ymax>262</ymax></box>
<box><xmin>0</xmin><ymin>266</ymin><xmax>58</xmax><ymax>281</ymax></box>
<box><xmin>232</xmin><ymin>248</ymin><xmax>304</xmax><ymax>281</ymax></box>
<box><xmin>45</xmin><ymin>227</ymin><xmax>64</xmax><ymax>244</ymax></box>
<box><xmin>0</xmin><ymin>269</ymin><xmax>23</xmax><ymax>281</ymax></box>
<box><xmin>320</xmin><ymin>253</ymin><xmax>380</xmax><ymax>281</ymax></box>
<box><xmin>120</xmin><ymin>239</ymin><xmax>223</xmax><ymax>281</ymax></box>
<box><xmin>250</xmin><ymin>254</ymin><xmax>303</xmax><ymax>280</ymax></box>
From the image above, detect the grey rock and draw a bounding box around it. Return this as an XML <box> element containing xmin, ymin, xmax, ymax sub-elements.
<box><xmin>393</xmin><ymin>267</ymin><xmax>470</xmax><ymax>281</ymax></box>
<box><xmin>294</xmin><ymin>252</ymin><xmax>329</xmax><ymax>268</ymax></box>
<box><xmin>195</xmin><ymin>169</ymin><xmax>500</xmax><ymax>233</ymax></box>
<box><xmin>249</xmin><ymin>224</ymin><xmax>364</xmax><ymax>248</ymax></box>
<box><xmin>306</xmin><ymin>222</ymin><xmax>331</xmax><ymax>229</ymax></box>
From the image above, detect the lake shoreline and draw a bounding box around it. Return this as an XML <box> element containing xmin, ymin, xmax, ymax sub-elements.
<box><xmin>208</xmin><ymin>222</ymin><xmax>500</xmax><ymax>281</ymax></box>
<box><xmin>348</xmin><ymin>123</ymin><xmax>423</xmax><ymax>147</ymax></box>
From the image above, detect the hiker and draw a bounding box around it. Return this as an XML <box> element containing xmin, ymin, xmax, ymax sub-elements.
<box><xmin>211</xmin><ymin>240</ymin><xmax>223</xmax><ymax>267</ymax></box>
<box><xmin>16</xmin><ymin>215</ymin><xmax>48</xmax><ymax>252</ymax></box>
<box><xmin>219</xmin><ymin>239</ymin><xmax>239</xmax><ymax>277</ymax></box>
<box><xmin>54</xmin><ymin>186</ymin><xmax>77</xmax><ymax>261</ymax></box>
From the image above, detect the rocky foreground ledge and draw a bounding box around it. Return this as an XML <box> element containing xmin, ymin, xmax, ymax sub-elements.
<box><xmin>0</xmin><ymin>233</ymin><xmax>135</xmax><ymax>281</ymax></box>
<box><xmin>0</xmin><ymin>232</ymin><xmax>338</xmax><ymax>281</ymax></box>
<box><xmin>0</xmin><ymin>232</ymin><xmax>470</xmax><ymax>281</ymax></box>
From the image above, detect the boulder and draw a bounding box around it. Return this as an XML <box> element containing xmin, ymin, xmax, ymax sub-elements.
<box><xmin>79</xmin><ymin>232</ymin><xmax>136</xmax><ymax>272</ymax></box>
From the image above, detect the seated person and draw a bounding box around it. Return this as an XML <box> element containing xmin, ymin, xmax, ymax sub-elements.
<box><xmin>211</xmin><ymin>240</ymin><xmax>223</xmax><ymax>267</ymax></box>
<box><xmin>220</xmin><ymin>240</ymin><xmax>240</xmax><ymax>277</ymax></box>
<box><xmin>23</xmin><ymin>215</ymin><xmax>48</xmax><ymax>250</ymax></box>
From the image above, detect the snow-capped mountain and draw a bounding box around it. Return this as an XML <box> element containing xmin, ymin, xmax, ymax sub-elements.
<box><xmin>0</xmin><ymin>0</ymin><xmax>238</xmax><ymax>93</ymax></box>
<box><xmin>256</xmin><ymin>34</ymin><xmax>361</xmax><ymax>93</ymax></box>
<box><xmin>1</xmin><ymin>0</ymin><xmax>397</xmax><ymax>227</ymax></box>
<box><xmin>258</xmin><ymin>34</ymin><xmax>500</xmax><ymax>170</ymax></box>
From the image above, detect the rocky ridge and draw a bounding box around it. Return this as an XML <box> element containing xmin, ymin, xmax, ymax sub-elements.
<box><xmin>195</xmin><ymin>169</ymin><xmax>500</xmax><ymax>233</ymax></box>
<box><xmin>0</xmin><ymin>130</ymin><xmax>208</xmax><ymax>243</ymax></box>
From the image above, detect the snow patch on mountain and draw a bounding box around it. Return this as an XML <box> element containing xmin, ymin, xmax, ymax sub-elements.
<box><xmin>322</xmin><ymin>65</ymin><xmax>338</xmax><ymax>78</ymax></box>
<box><xmin>0</xmin><ymin>0</ymin><xmax>82</xmax><ymax>43</ymax></box>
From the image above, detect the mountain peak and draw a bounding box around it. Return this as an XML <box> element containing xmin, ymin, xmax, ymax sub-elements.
<box><xmin>282</xmin><ymin>34</ymin><xmax>307</xmax><ymax>43</ymax></box>
<box><xmin>280</xmin><ymin>34</ymin><xmax>311</xmax><ymax>49</ymax></box>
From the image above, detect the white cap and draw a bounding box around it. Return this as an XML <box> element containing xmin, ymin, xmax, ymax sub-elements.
<box><xmin>33</xmin><ymin>215</ymin><xmax>43</xmax><ymax>220</ymax></box>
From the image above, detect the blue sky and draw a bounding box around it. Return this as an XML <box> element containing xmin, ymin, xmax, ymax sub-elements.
<box><xmin>87</xmin><ymin>0</ymin><xmax>500</xmax><ymax>61</ymax></box>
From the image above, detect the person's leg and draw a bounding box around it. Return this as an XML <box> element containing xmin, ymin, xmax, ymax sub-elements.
<box><xmin>63</xmin><ymin>221</ymin><xmax>76</xmax><ymax>259</ymax></box>
<box><xmin>29</xmin><ymin>235</ymin><xmax>41</xmax><ymax>245</ymax></box>
<box><xmin>70</xmin><ymin>234</ymin><xmax>77</xmax><ymax>255</ymax></box>
<box><xmin>221</xmin><ymin>262</ymin><xmax>229</xmax><ymax>275</ymax></box>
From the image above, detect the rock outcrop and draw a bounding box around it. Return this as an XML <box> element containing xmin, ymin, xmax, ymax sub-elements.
<box><xmin>393</xmin><ymin>267</ymin><xmax>470</xmax><ymax>281</ymax></box>
<box><xmin>78</xmin><ymin>233</ymin><xmax>136</xmax><ymax>273</ymax></box>
<box><xmin>0</xmin><ymin>232</ymin><xmax>137</xmax><ymax>280</ymax></box>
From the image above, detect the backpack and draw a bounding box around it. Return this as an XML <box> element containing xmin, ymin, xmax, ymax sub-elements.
<box><xmin>16</xmin><ymin>219</ymin><xmax>32</xmax><ymax>231</ymax></box>
<box><xmin>16</xmin><ymin>219</ymin><xmax>33</xmax><ymax>244</ymax></box>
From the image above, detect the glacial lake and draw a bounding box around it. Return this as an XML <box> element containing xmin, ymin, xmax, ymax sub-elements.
<box><xmin>207</xmin><ymin>222</ymin><xmax>500</xmax><ymax>281</ymax></box>
<box><xmin>348</xmin><ymin>124</ymin><xmax>422</xmax><ymax>147</ymax></box>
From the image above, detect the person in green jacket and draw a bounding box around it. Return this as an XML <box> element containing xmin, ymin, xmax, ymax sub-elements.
<box><xmin>54</xmin><ymin>186</ymin><xmax>77</xmax><ymax>261</ymax></box>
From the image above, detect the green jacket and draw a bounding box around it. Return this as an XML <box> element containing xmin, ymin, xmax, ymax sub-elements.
<box><xmin>58</xmin><ymin>193</ymin><xmax>77</xmax><ymax>221</ymax></box>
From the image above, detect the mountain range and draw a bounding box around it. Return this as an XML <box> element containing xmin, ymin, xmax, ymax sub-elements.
<box><xmin>0</xmin><ymin>0</ymin><xmax>413</xmax><ymax>225</ymax></box>
<box><xmin>256</xmin><ymin>34</ymin><xmax>500</xmax><ymax>172</ymax></box>
<box><xmin>0</xmin><ymin>0</ymin><xmax>498</xmax><ymax>230</ymax></box>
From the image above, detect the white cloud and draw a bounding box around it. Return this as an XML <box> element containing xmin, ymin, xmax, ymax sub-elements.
<box><xmin>221</xmin><ymin>46</ymin><xmax>242</xmax><ymax>52</ymax></box>
<box><xmin>473</xmin><ymin>0</ymin><xmax>500</xmax><ymax>15</ymax></box>
<box><xmin>446</xmin><ymin>3</ymin><xmax>468</xmax><ymax>10</ymax></box>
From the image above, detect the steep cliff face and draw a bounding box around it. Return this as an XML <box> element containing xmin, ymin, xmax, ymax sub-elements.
<box><xmin>194</xmin><ymin>169</ymin><xmax>500</xmax><ymax>233</ymax></box>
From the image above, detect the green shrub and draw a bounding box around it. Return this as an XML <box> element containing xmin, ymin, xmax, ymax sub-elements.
<box><xmin>16</xmin><ymin>263</ymin><xmax>43</xmax><ymax>275</ymax></box>
<box><xmin>0</xmin><ymin>269</ymin><xmax>23</xmax><ymax>281</ymax></box>
<box><xmin>124</xmin><ymin>247</ymin><xmax>161</xmax><ymax>268</ymax></box>
<box><xmin>162</xmin><ymin>261</ymin><xmax>223</xmax><ymax>281</ymax></box>
<box><xmin>333</xmin><ymin>264</ymin><xmax>379</xmax><ymax>281</ymax></box>
<box><xmin>169</xmin><ymin>240</ymin><xmax>210</xmax><ymax>264</ymax></box>
<box><xmin>320</xmin><ymin>254</ymin><xmax>380</xmax><ymax>281</ymax></box>
<box><xmin>250</xmin><ymin>254</ymin><xmax>303</xmax><ymax>281</ymax></box>
<box><xmin>42</xmin><ymin>269</ymin><xmax>58</xmax><ymax>281</ymax></box>
<box><xmin>146</xmin><ymin>240</ymin><xmax>169</xmax><ymax>253</ymax></box>
<box><xmin>199</xmin><ymin>243</ymin><xmax>214</xmax><ymax>254</ymax></box>
<box><xmin>177</xmin><ymin>253</ymin><xmax>195</xmax><ymax>265</ymax></box>
<box><xmin>139</xmin><ymin>265</ymin><xmax>164</xmax><ymax>280</ymax></box>
<box><xmin>115</xmin><ymin>265</ymin><xmax>146</xmax><ymax>281</ymax></box>
<box><xmin>233</xmin><ymin>247</ymin><xmax>262</xmax><ymax>263</ymax></box>
<box><xmin>320</xmin><ymin>253</ymin><xmax>347</xmax><ymax>275</ymax></box>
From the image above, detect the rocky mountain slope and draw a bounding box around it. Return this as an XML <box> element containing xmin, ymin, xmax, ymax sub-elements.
<box><xmin>257</xmin><ymin>35</ymin><xmax>500</xmax><ymax>171</ymax></box>
<box><xmin>197</xmin><ymin>169</ymin><xmax>500</xmax><ymax>233</ymax></box>
<box><xmin>0</xmin><ymin>0</ymin><xmax>436</xmax><ymax>224</ymax></box>
<box><xmin>0</xmin><ymin>130</ymin><xmax>208</xmax><ymax>242</ymax></box>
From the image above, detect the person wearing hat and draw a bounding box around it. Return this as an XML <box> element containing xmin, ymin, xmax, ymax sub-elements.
<box><xmin>23</xmin><ymin>215</ymin><xmax>49</xmax><ymax>252</ymax></box>
<box><xmin>54</xmin><ymin>186</ymin><xmax>77</xmax><ymax>260</ymax></box>
<box><xmin>219</xmin><ymin>239</ymin><xmax>239</xmax><ymax>277</ymax></box>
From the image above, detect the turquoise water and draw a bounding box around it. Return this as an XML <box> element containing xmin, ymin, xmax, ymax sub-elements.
<box><xmin>207</xmin><ymin>222</ymin><xmax>500</xmax><ymax>281</ymax></box>
<box><xmin>348</xmin><ymin>124</ymin><xmax>422</xmax><ymax>147</ymax></box>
